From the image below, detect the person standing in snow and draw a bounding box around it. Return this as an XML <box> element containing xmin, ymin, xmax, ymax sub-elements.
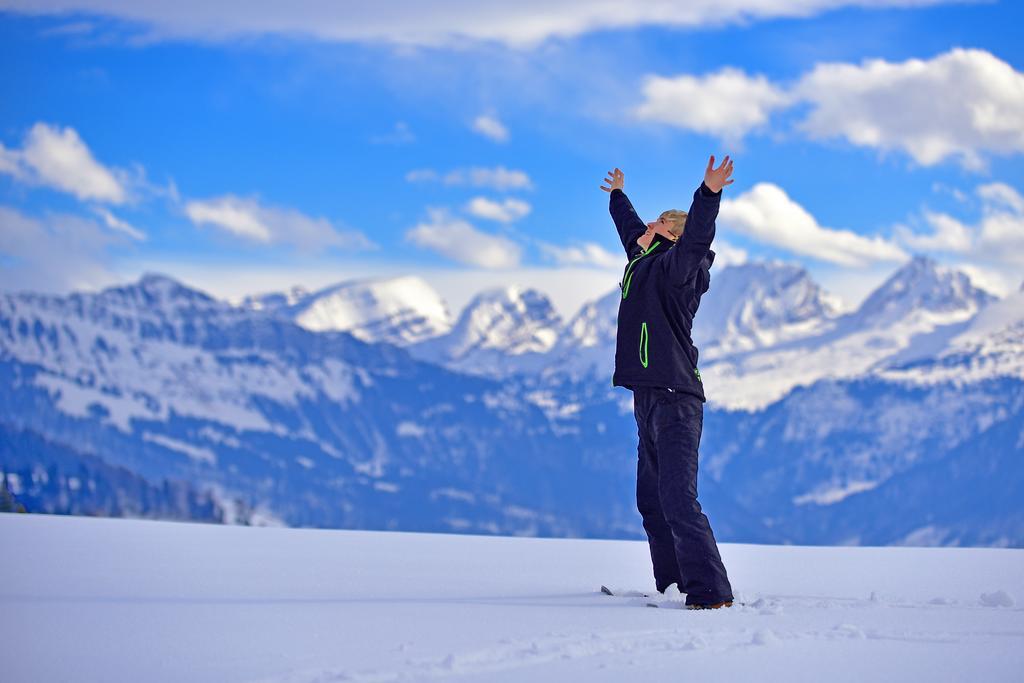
<box><xmin>600</xmin><ymin>155</ymin><xmax>735</xmax><ymax>609</ymax></box>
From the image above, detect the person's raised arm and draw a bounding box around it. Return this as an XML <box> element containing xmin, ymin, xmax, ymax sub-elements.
<box><xmin>662</xmin><ymin>154</ymin><xmax>734</xmax><ymax>283</ymax></box>
<box><xmin>601</xmin><ymin>167</ymin><xmax>646</xmax><ymax>258</ymax></box>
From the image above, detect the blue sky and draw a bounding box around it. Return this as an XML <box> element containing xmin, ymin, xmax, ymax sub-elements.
<box><xmin>1</xmin><ymin>0</ymin><xmax>1022</xmax><ymax>319</ymax></box>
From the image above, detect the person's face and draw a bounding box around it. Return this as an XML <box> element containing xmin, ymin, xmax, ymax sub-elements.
<box><xmin>637</xmin><ymin>216</ymin><xmax>677</xmax><ymax>249</ymax></box>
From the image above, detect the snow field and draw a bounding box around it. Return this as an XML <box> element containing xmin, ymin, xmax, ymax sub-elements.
<box><xmin>2</xmin><ymin>513</ymin><xmax>1022</xmax><ymax>682</ymax></box>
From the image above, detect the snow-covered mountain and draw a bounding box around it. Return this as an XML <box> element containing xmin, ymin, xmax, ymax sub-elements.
<box><xmin>1</xmin><ymin>272</ymin><xmax>332</xmax><ymax>435</ymax></box>
<box><xmin>693</xmin><ymin>261</ymin><xmax>843</xmax><ymax>358</ymax></box>
<box><xmin>530</xmin><ymin>255</ymin><xmax>1000</xmax><ymax>410</ymax></box>
<box><xmin>513</xmin><ymin>261</ymin><xmax>843</xmax><ymax>386</ymax></box>
<box><xmin>700</xmin><ymin>255</ymin><xmax>1003</xmax><ymax>410</ymax></box>
<box><xmin>879</xmin><ymin>288</ymin><xmax>1024</xmax><ymax>386</ymax></box>
<box><xmin>0</xmin><ymin>274</ymin><xmax>638</xmax><ymax>536</ymax></box>
<box><xmin>2</xmin><ymin>264</ymin><xmax>1022</xmax><ymax>547</ymax></box>
<box><xmin>228</xmin><ymin>256</ymin><xmax>995</xmax><ymax>405</ymax></box>
<box><xmin>243</xmin><ymin>275</ymin><xmax>453</xmax><ymax>346</ymax></box>
<box><xmin>541</xmin><ymin>289</ymin><xmax>620</xmax><ymax>383</ymax></box>
<box><xmin>407</xmin><ymin>285</ymin><xmax>563</xmax><ymax>378</ymax></box>
<box><xmin>848</xmin><ymin>254</ymin><xmax>995</xmax><ymax>329</ymax></box>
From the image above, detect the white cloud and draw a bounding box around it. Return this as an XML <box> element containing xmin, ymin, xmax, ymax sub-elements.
<box><xmin>405</xmin><ymin>169</ymin><xmax>440</xmax><ymax>183</ymax></box>
<box><xmin>185</xmin><ymin>196</ymin><xmax>270</xmax><ymax>241</ymax></box>
<box><xmin>893</xmin><ymin>211</ymin><xmax>973</xmax><ymax>253</ymax></box>
<box><xmin>406</xmin><ymin>165</ymin><xmax>534</xmax><ymax>191</ymax></box>
<box><xmin>92</xmin><ymin>206</ymin><xmax>146</xmax><ymax>241</ymax></box>
<box><xmin>0</xmin><ymin>122</ymin><xmax>129</xmax><ymax>203</ymax></box>
<box><xmin>889</xmin><ymin>180</ymin><xmax>1024</xmax><ymax>296</ymax></box>
<box><xmin>1</xmin><ymin>1</ymin><xmax>968</xmax><ymax>48</ymax></box>
<box><xmin>538</xmin><ymin>236</ymin><xmax>747</xmax><ymax>270</ymax></box>
<box><xmin>709</xmin><ymin>239</ymin><xmax>749</xmax><ymax>267</ymax></box>
<box><xmin>975</xmin><ymin>183</ymin><xmax>1024</xmax><ymax>264</ymax></box>
<box><xmin>449</xmin><ymin>166</ymin><xmax>533</xmax><ymax>190</ymax></box>
<box><xmin>895</xmin><ymin>181</ymin><xmax>1024</xmax><ymax>267</ymax></box>
<box><xmin>792</xmin><ymin>48</ymin><xmax>1024</xmax><ymax>170</ymax></box>
<box><xmin>720</xmin><ymin>182</ymin><xmax>908</xmax><ymax>267</ymax></box>
<box><xmin>0</xmin><ymin>146</ymin><xmax>25</xmax><ymax>180</ymax></box>
<box><xmin>953</xmin><ymin>263</ymin><xmax>1016</xmax><ymax>298</ymax></box>
<box><xmin>0</xmin><ymin>205</ymin><xmax>127</xmax><ymax>293</ymax></box>
<box><xmin>405</xmin><ymin>208</ymin><xmax>521</xmax><ymax>268</ymax></box>
<box><xmin>465</xmin><ymin>196</ymin><xmax>531</xmax><ymax>223</ymax></box>
<box><xmin>633</xmin><ymin>67</ymin><xmax>792</xmax><ymax>143</ymax></box>
<box><xmin>930</xmin><ymin>182</ymin><xmax>968</xmax><ymax>203</ymax></box>
<box><xmin>538</xmin><ymin>241</ymin><xmax>622</xmax><ymax>269</ymax></box>
<box><xmin>978</xmin><ymin>181</ymin><xmax>1024</xmax><ymax>214</ymax></box>
<box><xmin>184</xmin><ymin>195</ymin><xmax>376</xmax><ymax>253</ymax></box>
<box><xmin>630</xmin><ymin>48</ymin><xmax>1024</xmax><ymax>169</ymax></box>
<box><xmin>472</xmin><ymin>114</ymin><xmax>510</xmax><ymax>143</ymax></box>
<box><xmin>39</xmin><ymin>20</ymin><xmax>96</xmax><ymax>37</ymax></box>
<box><xmin>370</xmin><ymin>121</ymin><xmax>416</xmax><ymax>145</ymax></box>
<box><xmin>977</xmin><ymin>211</ymin><xmax>1024</xmax><ymax>262</ymax></box>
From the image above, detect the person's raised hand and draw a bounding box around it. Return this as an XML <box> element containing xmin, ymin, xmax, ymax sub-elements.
<box><xmin>600</xmin><ymin>167</ymin><xmax>624</xmax><ymax>193</ymax></box>
<box><xmin>703</xmin><ymin>154</ymin><xmax>734</xmax><ymax>193</ymax></box>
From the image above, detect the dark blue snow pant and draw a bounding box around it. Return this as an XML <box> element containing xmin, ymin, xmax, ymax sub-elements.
<box><xmin>633</xmin><ymin>386</ymin><xmax>733</xmax><ymax>606</ymax></box>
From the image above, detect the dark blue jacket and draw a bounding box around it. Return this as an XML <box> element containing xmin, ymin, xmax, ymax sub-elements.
<box><xmin>609</xmin><ymin>181</ymin><xmax>721</xmax><ymax>401</ymax></box>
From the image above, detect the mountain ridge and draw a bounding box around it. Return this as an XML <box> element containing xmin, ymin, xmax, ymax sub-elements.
<box><xmin>2</xmin><ymin>260</ymin><xmax>1020</xmax><ymax>546</ymax></box>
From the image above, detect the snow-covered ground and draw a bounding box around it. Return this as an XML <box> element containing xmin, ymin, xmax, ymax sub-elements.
<box><xmin>3</xmin><ymin>514</ymin><xmax>1023</xmax><ymax>682</ymax></box>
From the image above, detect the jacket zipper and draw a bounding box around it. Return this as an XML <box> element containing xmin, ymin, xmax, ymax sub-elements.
<box><xmin>639</xmin><ymin>321</ymin><xmax>649</xmax><ymax>368</ymax></box>
<box><xmin>620</xmin><ymin>240</ymin><xmax>661</xmax><ymax>300</ymax></box>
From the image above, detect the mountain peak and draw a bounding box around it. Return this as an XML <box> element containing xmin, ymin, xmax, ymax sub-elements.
<box><xmin>138</xmin><ymin>272</ymin><xmax>187</xmax><ymax>291</ymax></box>
<box><xmin>855</xmin><ymin>255</ymin><xmax>995</xmax><ymax>325</ymax></box>
<box><xmin>464</xmin><ymin>284</ymin><xmax>535</xmax><ymax>306</ymax></box>
<box><xmin>407</xmin><ymin>285</ymin><xmax>563</xmax><ymax>375</ymax></box>
<box><xmin>450</xmin><ymin>285</ymin><xmax>561</xmax><ymax>355</ymax></box>
<box><xmin>693</xmin><ymin>261</ymin><xmax>842</xmax><ymax>354</ymax></box>
<box><xmin>905</xmin><ymin>253</ymin><xmax>941</xmax><ymax>273</ymax></box>
<box><xmin>111</xmin><ymin>272</ymin><xmax>219</xmax><ymax>308</ymax></box>
<box><xmin>245</xmin><ymin>275</ymin><xmax>452</xmax><ymax>345</ymax></box>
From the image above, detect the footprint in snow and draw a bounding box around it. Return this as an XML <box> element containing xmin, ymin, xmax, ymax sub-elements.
<box><xmin>979</xmin><ymin>590</ymin><xmax>1015</xmax><ymax>608</ymax></box>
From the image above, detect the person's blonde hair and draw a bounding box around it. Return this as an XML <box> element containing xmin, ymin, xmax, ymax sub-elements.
<box><xmin>659</xmin><ymin>209</ymin><xmax>688</xmax><ymax>238</ymax></box>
